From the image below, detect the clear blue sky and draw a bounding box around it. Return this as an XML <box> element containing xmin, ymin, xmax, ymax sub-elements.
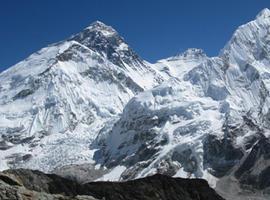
<box><xmin>0</xmin><ymin>0</ymin><xmax>269</xmax><ymax>71</ymax></box>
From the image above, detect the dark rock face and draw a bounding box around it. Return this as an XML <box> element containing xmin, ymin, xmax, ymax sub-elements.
<box><xmin>203</xmin><ymin>134</ymin><xmax>244</xmax><ymax>177</ymax></box>
<box><xmin>13</xmin><ymin>89</ymin><xmax>34</xmax><ymax>100</ymax></box>
<box><xmin>69</xmin><ymin>21</ymin><xmax>143</xmax><ymax>69</ymax></box>
<box><xmin>172</xmin><ymin>149</ymin><xmax>198</xmax><ymax>174</ymax></box>
<box><xmin>83</xmin><ymin>174</ymin><xmax>225</xmax><ymax>200</ymax></box>
<box><xmin>0</xmin><ymin>140</ymin><xmax>13</xmax><ymax>150</ymax></box>
<box><xmin>3</xmin><ymin>169</ymin><xmax>81</xmax><ymax>196</ymax></box>
<box><xmin>52</xmin><ymin>163</ymin><xmax>109</xmax><ymax>184</ymax></box>
<box><xmin>93</xmin><ymin>113</ymin><xmax>164</xmax><ymax>169</ymax></box>
<box><xmin>0</xmin><ymin>173</ymin><xmax>21</xmax><ymax>186</ymax></box>
<box><xmin>203</xmin><ymin>115</ymin><xmax>267</xmax><ymax>178</ymax></box>
<box><xmin>235</xmin><ymin>137</ymin><xmax>270</xmax><ymax>190</ymax></box>
<box><xmin>56</xmin><ymin>42</ymin><xmax>144</xmax><ymax>96</ymax></box>
<box><xmin>0</xmin><ymin>173</ymin><xmax>97</xmax><ymax>200</ymax></box>
<box><xmin>0</xmin><ymin>169</ymin><xmax>225</xmax><ymax>200</ymax></box>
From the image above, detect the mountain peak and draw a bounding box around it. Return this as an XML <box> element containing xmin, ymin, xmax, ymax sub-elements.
<box><xmin>69</xmin><ymin>20</ymin><xmax>146</xmax><ymax>68</ymax></box>
<box><xmin>220</xmin><ymin>8</ymin><xmax>270</xmax><ymax>62</ymax></box>
<box><xmin>256</xmin><ymin>8</ymin><xmax>270</xmax><ymax>19</ymax></box>
<box><xmin>85</xmin><ymin>20</ymin><xmax>117</xmax><ymax>36</ymax></box>
<box><xmin>91</xmin><ymin>20</ymin><xmax>107</xmax><ymax>26</ymax></box>
<box><xmin>172</xmin><ymin>48</ymin><xmax>206</xmax><ymax>60</ymax></box>
<box><xmin>182</xmin><ymin>48</ymin><xmax>206</xmax><ymax>57</ymax></box>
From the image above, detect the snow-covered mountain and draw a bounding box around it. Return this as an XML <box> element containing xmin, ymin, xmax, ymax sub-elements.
<box><xmin>1</xmin><ymin>8</ymin><xmax>270</xmax><ymax>199</ymax></box>
<box><xmin>0</xmin><ymin>21</ymin><xmax>163</xmax><ymax>172</ymax></box>
<box><xmin>93</xmin><ymin>9</ymin><xmax>270</xmax><ymax>199</ymax></box>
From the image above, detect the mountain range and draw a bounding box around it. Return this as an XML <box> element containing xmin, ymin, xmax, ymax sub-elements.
<box><xmin>1</xmin><ymin>8</ymin><xmax>270</xmax><ymax>200</ymax></box>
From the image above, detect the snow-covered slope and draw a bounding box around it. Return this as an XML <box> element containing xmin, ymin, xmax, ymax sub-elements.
<box><xmin>93</xmin><ymin>9</ymin><xmax>270</xmax><ymax>198</ymax></box>
<box><xmin>153</xmin><ymin>48</ymin><xmax>208</xmax><ymax>79</ymax></box>
<box><xmin>2</xmin><ymin>8</ymin><xmax>270</xmax><ymax>200</ymax></box>
<box><xmin>0</xmin><ymin>21</ymin><xmax>163</xmax><ymax>172</ymax></box>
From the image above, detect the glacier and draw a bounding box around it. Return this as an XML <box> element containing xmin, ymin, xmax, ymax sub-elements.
<box><xmin>1</xmin><ymin>8</ymin><xmax>270</xmax><ymax>200</ymax></box>
<box><xmin>0</xmin><ymin>21</ymin><xmax>163</xmax><ymax>171</ymax></box>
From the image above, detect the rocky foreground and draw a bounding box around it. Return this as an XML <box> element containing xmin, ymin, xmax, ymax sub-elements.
<box><xmin>0</xmin><ymin>169</ymin><xmax>224</xmax><ymax>200</ymax></box>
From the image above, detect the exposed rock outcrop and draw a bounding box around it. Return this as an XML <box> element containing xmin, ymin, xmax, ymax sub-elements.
<box><xmin>0</xmin><ymin>169</ymin><xmax>224</xmax><ymax>200</ymax></box>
